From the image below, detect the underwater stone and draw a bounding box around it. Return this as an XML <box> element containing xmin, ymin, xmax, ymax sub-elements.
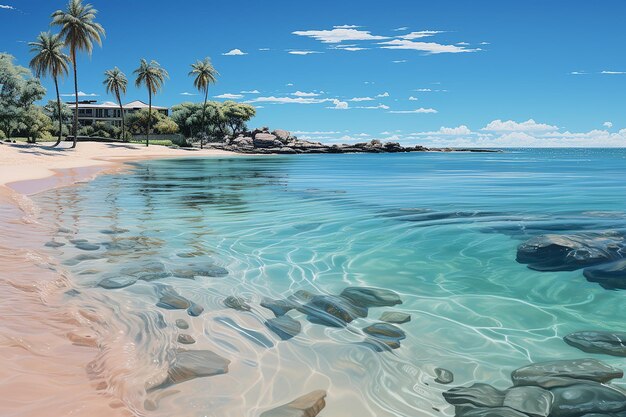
<box><xmin>161</xmin><ymin>350</ymin><xmax>230</xmax><ymax>387</ymax></box>
<box><xmin>564</xmin><ymin>331</ymin><xmax>626</xmax><ymax>357</ymax></box>
<box><xmin>550</xmin><ymin>382</ymin><xmax>626</xmax><ymax>417</ymax></box>
<box><xmin>340</xmin><ymin>287</ymin><xmax>402</xmax><ymax>307</ymax></box>
<box><xmin>300</xmin><ymin>295</ymin><xmax>367</xmax><ymax>327</ymax></box>
<box><xmin>69</xmin><ymin>238</ymin><xmax>88</xmax><ymax>244</ymax></box>
<box><xmin>503</xmin><ymin>386</ymin><xmax>553</xmax><ymax>417</ymax></box>
<box><xmin>363</xmin><ymin>323</ymin><xmax>406</xmax><ymax>341</ymax></box>
<box><xmin>516</xmin><ymin>233</ymin><xmax>624</xmax><ymax>271</ymax></box>
<box><xmin>175</xmin><ymin>319</ymin><xmax>189</xmax><ymax>329</ymax></box>
<box><xmin>511</xmin><ymin>359</ymin><xmax>623</xmax><ymax>386</ymax></box>
<box><xmin>265</xmin><ymin>315</ymin><xmax>301</xmax><ymax>340</ymax></box>
<box><xmin>195</xmin><ymin>265</ymin><xmax>229</xmax><ymax>278</ymax></box>
<box><xmin>443</xmin><ymin>383</ymin><xmax>506</xmax><ymax>408</ymax></box>
<box><xmin>224</xmin><ymin>296</ymin><xmax>251</xmax><ymax>312</ymax></box>
<box><xmin>187</xmin><ymin>303</ymin><xmax>204</xmax><ymax>317</ymax></box>
<box><xmin>261</xmin><ymin>297</ymin><xmax>295</xmax><ymax>317</ymax></box>
<box><xmin>177</xmin><ymin>334</ymin><xmax>196</xmax><ymax>344</ymax></box>
<box><xmin>44</xmin><ymin>241</ymin><xmax>65</xmax><ymax>248</ymax></box>
<box><xmin>456</xmin><ymin>407</ymin><xmax>530</xmax><ymax>417</ymax></box>
<box><xmin>583</xmin><ymin>259</ymin><xmax>626</xmax><ymax>290</ymax></box>
<box><xmin>121</xmin><ymin>261</ymin><xmax>171</xmax><ymax>281</ymax></box>
<box><xmin>379</xmin><ymin>311</ymin><xmax>411</xmax><ymax>324</ymax></box>
<box><xmin>260</xmin><ymin>390</ymin><xmax>327</xmax><ymax>417</ymax></box>
<box><xmin>62</xmin><ymin>253</ymin><xmax>102</xmax><ymax>266</ymax></box>
<box><xmin>74</xmin><ymin>242</ymin><xmax>100</xmax><ymax>251</ymax></box>
<box><xmin>360</xmin><ymin>338</ymin><xmax>402</xmax><ymax>352</ymax></box>
<box><xmin>435</xmin><ymin>367</ymin><xmax>454</xmax><ymax>384</ymax></box>
<box><xmin>98</xmin><ymin>275</ymin><xmax>138</xmax><ymax>289</ymax></box>
<box><xmin>157</xmin><ymin>293</ymin><xmax>191</xmax><ymax>310</ymax></box>
<box><xmin>99</xmin><ymin>228</ymin><xmax>129</xmax><ymax>235</ymax></box>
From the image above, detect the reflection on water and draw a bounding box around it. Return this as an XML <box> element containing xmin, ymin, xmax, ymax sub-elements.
<box><xmin>32</xmin><ymin>150</ymin><xmax>626</xmax><ymax>416</ymax></box>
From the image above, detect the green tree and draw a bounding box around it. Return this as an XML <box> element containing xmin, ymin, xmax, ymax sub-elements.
<box><xmin>0</xmin><ymin>54</ymin><xmax>46</xmax><ymax>139</ymax></box>
<box><xmin>134</xmin><ymin>59</ymin><xmax>168</xmax><ymax>146</ymax></box>
<box><xmin>222</xmin><ymin>101</ymin><xmax>256</xmax><ymax>136</ymax></box>
<box><xmin>51</xmin><ymin>0</ymin><xmax>105</xmax><ymax>148</ymax></box>
<box><xmin>125</xmin><ymin>108</ymin><xmax>177</xmax><ymax>135</ymax></box>
<box><xmin>103</xmin><ymin>67</ymin><xmax>128</xmax><ymax>141</ymax></box>
<box><xmin>43</xmin><ymin>99</ymin><xmax>73</xmax><ymax>137</ymax></box>
<box><xmin>188</xmin><ymin>57</ymin><xmax>219</xmax><ymax>149</ymax></box>
<box><xmin>171</xmin><ymin>102</ymin><xmax>204</xmax><ymax>138</ymax></box>
<box><xmin>19</xmin><ymin>106</ymin><xmax>53</xmax><ymax>143</ymax></box>
<box><xmin>28</xmin><ymin>32</ymin><xmax>70</xmax><ymax>147</ymax></box>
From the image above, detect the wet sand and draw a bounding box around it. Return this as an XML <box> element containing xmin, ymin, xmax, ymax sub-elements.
<box><xmin>0</xmin><ymin>142</ymin><xmax>240</xmax><ymax>417</ymax></box>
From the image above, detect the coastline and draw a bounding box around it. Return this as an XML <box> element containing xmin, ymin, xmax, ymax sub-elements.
<box><xmin>0</xmin><ymin>142</ymin><xmax>244</xmax><ymax>417</ymax></box>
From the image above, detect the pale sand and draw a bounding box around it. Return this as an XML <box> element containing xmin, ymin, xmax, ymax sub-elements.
<box><xmin>0</xmin><ymin>141</ymin><xmax>242</xmax><ymax>417</ymax></box>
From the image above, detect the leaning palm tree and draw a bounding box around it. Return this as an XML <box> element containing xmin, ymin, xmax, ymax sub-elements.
<box><xmin>103</xmin><ymin>67</ymin><xmax>128</xmax><ymax>141</ymax></box>
<box><xmin>51</xmin><ymin>0</ymin><xmax>105</xmax><ymax>148</ymax></box>
<box><xmin>134</xmin><ymin>59</ymin><xmax>168</xmax><ymax>146</ymax></box>
<box><xmin>29</xmin><ymin>32</ymin><xmax>70</xmax><ymax>147</ymax></box>
<box><xmin>189</xmin><ymin>57</ymin><xmax>219</xmax><ymax>149</ymax></box>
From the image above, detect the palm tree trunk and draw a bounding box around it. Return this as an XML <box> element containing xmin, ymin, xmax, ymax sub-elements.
<box><xmin>71</xmin><ymin>48</ymin><xmax>78</xmax><ymax>149</ymax></box>
<box><xmin>53</xmin><ymin>76</ymin><xmax>62</xmax><ymax>147</ymax></box>
<box><xmin>117</xmin><ymin>89</ymin><xmax>126</xmax><ymax>142</ymax></box>
<box><xmin>201</xmin><ymin>87</ymin><xmax>208</xmax><ymax>149</ymax></box>
<box><xmin>146</xmin><ymin>90</ymin><xmax>151</xmax><ymax>147</ymax></box>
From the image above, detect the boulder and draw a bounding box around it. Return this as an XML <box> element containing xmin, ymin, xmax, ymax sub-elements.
<box><xmin>232</xmin><ymin>136</ymin><xmax>253</xmax><ymax>147</ymax></box>
<box><xmin>160</xmin><ymin>349</ymin><xmax>230</xmax><ymax>388</ymax></box>
<box><xmin>443</xmin><ymin>383</ymin><xmax>506</xmax><ymax>408</ymax></box>
<box><xmin>74</xmin><ymin>242</ymin><xmax>101</xmax><ymax>251</ymax></box>
<box><xmin>272</xmin><ymin>129</ymin><xmax>290</xmax><ymax>142</ymax></box>
<box><xmin>157</xmin><ymin>290</ymin><xmax>191</xmax><ymax>310</ymax></box>
<box><xmin>435</xmin><ymin>367</ymin><xmax>454</xmax><ymax>384</ymax></box>
<box><xmin>550</xmin><ymin>383</ymin><xmax>626</xmax><ymax>417</ymax></box>
<box><xmin>379</xmin><ymin>311</ymin><xmax>411</xmax><ymax>324</ymax></box>
<box><xmin>265</xmin><ymin>315</ymin><xmax>302</xmax><ymax>340</ymax></box>
<box><xmin>516</xmin><ymin>233</ymin><xmax>624</xmax><ymax>271</ymax></box>
<box><xmin>253</xmin><ymin>133</ymin><xmax>283</xmax><ymax>148</ymax></box>
<box><xmin>511</xmin><ymin>359</ymin><xmax>623</xmax><ymax>386</ymax></box>
<box><xmin>260</xmin><ymin>390</ymin><xmax>327</xmax><ymax>417</ymax></box>
<box><xmin>177</xmin><ymin>334</ymin><xmax>195</xmax><ymax>344</ymax></box>
<box><xmin>340</xmin><ymin>287</ymin><xmax>402</xmax><ymax>307</ymax></box>
<box><xmin>187</xmin><ymin>303</ymin><xmax>204</xmax><ymax>317</ymax></box>
<box><xmin>224</xmin><ymin>296</ymin><xmax>251</xmax><ymax>312</ymax></box>
<box><xmin>98</xmin><ymin>275</ymin><xmax>138</xmax><ymax>289</ymax></box>
<box><xmin>583</xmin><ymin>259</ymin><xmax>626</xmax><ymax>290</ymax></box>
<box><xmin>564</xmin><ymin>331</ymin><xmax>626</xmax><ymax>357</ymax></box>
<box><xmin>503</xmin><ymin>386</ymin><xmax>553</xmax><ymax>417</ymax></box>
<box><xmin>300</xmin><ymin>295</ymin><xmax>367</xmax><ymax>327</ymax></box>
<box><xmin>363</xmin><ymin>323</ymin><xmax>406</xmax><ymax>341</ymax></box>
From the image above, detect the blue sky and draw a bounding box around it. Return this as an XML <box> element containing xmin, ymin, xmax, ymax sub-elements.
<box><xmin>2</xmin><ymin>0</ymin><xmax>626</xmax><ymax>147</ymax></box>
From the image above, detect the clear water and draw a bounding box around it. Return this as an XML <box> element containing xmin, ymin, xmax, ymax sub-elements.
<box><xmin>35</xmin><ymin>149</ymin><xmax>626</xmax><ymax>416</ymax></box>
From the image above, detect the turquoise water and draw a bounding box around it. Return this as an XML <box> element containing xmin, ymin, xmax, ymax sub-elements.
<box><xmin>35</xmin><ymin>149</ymin><xmax>626</xmax><ymax>416</ymax></box>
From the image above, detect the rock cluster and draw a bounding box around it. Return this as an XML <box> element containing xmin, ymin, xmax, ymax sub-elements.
<box><xmin>443</xmin><ymin>358</ymin><xmax>626</xmax><ymax>417</ymax></box>
<box><xmin>209</xmin><ymin>127</ymin><xmax>498</xmax><ymax>155</ymax></box>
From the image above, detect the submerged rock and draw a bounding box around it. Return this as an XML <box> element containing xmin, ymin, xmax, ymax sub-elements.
<box><xmin>363</xmin><ymin>322</ymin><xmax>406</xmax><ymax>341</ymax></box>
<box><xmin>300</xmin><ymin>295</ymin><xmax>367</xmax><ymax>327</ymax></box>
<box><xmin>516</xmin><ymin>233</ymin><xmax>624</xmax><ymax>271</ymax></box>
<box><xmin>74</xmin><ymin>242</ymin><xmax>100</xmax><ymax>251</ymax></box>
<box><xmin>564</xmin><ymin>331</ymin><xmax>626</xmax><ymax>357</ymax></box>
<box><xmin>340</xmin><ymin>287</ymin><xmax>402</xmax><ymax>307</ymax></box>
<box><xmin>456</xmin><ymin>407</ymin><xmax>529</xmax><ymax>417</ymax></box>
<box><xmin>360</xmin><ymin>338</ymin><xmax>402</xmax><ymax>352</ymax></box>
<box><xmin>121</xmin><ymin>261</ymin><xmax>170</xmax><ymax>281</ymax></box>
<box><xmin>443</xmin><ymin>383</ymin><xmax>506</xmax><ymax>408</ymax></box>
<box><xmin>224</xmin><ymin>296</ymin><xmax>251</xmax><ymax>312</ymax></box>
<box><xmin>157</xmin><ymin>291</ymin><xmax>191</xmax><ymax>310</ymax></box>
<box><xmin>99</xmin><ymin>228</ymin><xmax>129</xmax><ymax>235</ymax></box>
<box><xmin>379</xmin><ymin>311</ymin><xmax>411</xmax><ymax>324</ymax></box>
<box><xmin>98</xmin><ymin>275</ymin><xmax>138</xmax><ymax>289</ymax></box>
<box><xmin>265</xmin><ymin>315</ymin><xmax>301</xmax><ymax>340</ymax></box>
<box><xmin>187</xmin><ymin>303</ymin><xmax>204</xmax><ymax>317</ymax></box>
<box><xmin>215</xmin><ymin>316</ymin><xmax>274</xmax><ymax>348</ymax></box>
<box><xmin>176</xmin><ymin>264</ymin><xmax>229</xmax><ymax>278</ymax></box>
<box><xmin>161</xmin><ymin>350</ymin><xmax>230</xmax><ymax>387</ymax></box>
<box><xmin>511</xmin><ymin>359</ymin><xmax>623</xmax><ymax>386</ymax></box>
<box><xmin>503</xmin><ymin>386</ymin><xmax>553</xmax><ymax>417</ymax></box>
<box><xmin>261</xmin><ymin>297</ymin><xmax>294</xmax><ymax>317</ymax></box>
<box><xmin>550</xmin><ymin>382</ymin><xmax>626</xmax><ymax>417</ymax></box>
<box><xmin>583</xmin><ymin>259</ymin><xmax>626</xmax><ymax>290</ymax></box>
<box><xmin>44</xmin><ymin>241</ymin><xmax>65</xmax><ymax>248</ymax></box>
<box><xmin>260</xmin><ymin>390</ymin><xmax>327</xmax><ymax>417</ymax></box>
<box><xmin>177</xmin><ymin>334</ymin><xmax>195</xmax><ymax>344</ymax></box>
<box><xmin>435</xmin><ymin>367</ymin><xmax>454</xmax><ymax>384</ymax></box>
<box><xmin>62</xmin><ymin>253</ymin><xmax>101</xmax><ymax>266</ymax></box>
<box><xmin>175</xmin><ymin>319</ymin><xmax>189</xmax><ymax>329</ymax></box>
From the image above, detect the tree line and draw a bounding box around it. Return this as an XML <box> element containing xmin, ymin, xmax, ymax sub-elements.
<box><xmin>0</xmin><ymin>0</ymin><xmax>255</xmax><ymax>148</ymax></box>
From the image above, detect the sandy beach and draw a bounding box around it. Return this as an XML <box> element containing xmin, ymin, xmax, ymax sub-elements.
<box><xmin>0</xmin><ymin>142</ymin><xmax>240</xmax><ymax>417</ymax></box>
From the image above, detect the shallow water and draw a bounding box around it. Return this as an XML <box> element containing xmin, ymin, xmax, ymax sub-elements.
<box><xmin>31</xmin><ymin>149</ymin><xmax>626</xmax><ymax>416</ymax></box>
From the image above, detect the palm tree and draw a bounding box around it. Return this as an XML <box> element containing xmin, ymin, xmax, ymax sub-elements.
<box><xmin>51</xmin><ymin>0</ymin><xmax>105</xmax><ymax>148</ymax></box>
<box><xmin>134</xmin><ymin>59</ymin><xmax>168</xmax><ymax>146</ymax></box>
<box><xmin>189</xmin><ymin>57</ymin><xmax>219</xmax><ymax>149</ymax></box>
<box><xmin>103</xmin><ymin>67</ymin><xmax>128</xmax><ymax>141</ymax></box>
<box><xmin>29</xmin><ymin>32</ymin><xmax>70</xmax><ymax>147</ymax></box>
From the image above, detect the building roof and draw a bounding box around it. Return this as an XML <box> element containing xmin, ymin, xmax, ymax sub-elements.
<box><xmin>67</xmin><ymin>100</ymin><xmax>167</xmax><ymax>110</ymax></box>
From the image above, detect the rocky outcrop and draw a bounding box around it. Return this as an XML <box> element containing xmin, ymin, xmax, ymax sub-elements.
<box><xmin>210</xmin><ymin>127</ymin><xmax>499</xmax><ymax>155</ymax></box>
<box><xmin>564</xmin><ymin>331</ymin><xmax>626</xmax><ymax>357</ymax></box>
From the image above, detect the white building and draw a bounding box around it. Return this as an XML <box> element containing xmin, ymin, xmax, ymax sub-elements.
<box><xmin>68</xmin><ymin>100</ymin><xmax>169</xmax><ymax>127</ymax></box>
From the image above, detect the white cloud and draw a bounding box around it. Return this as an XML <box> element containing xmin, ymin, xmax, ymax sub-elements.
<box><xmin>379</xmin><ymin>39</ymin><xmax>479</xmax><ymax>54</ymax></box>
<box><xmin>286</xmin><ymin>83</ymin><xmax>294</xmax><ymax>86</ymax></box>
<box><xmin>247</xmin><ymin>96</ymin><xmax>347</xmax><ymax>110</ymax></box>
<box><xmin>376</xmin><ymin>92</ymin><xmax>390</xmax><ymax>97</ymax></box>
<box><xmin>400</xmin><ymin>31</ymin><xmax>444</xmax><ymax>40</ymax></box>
<box><xmin>223</xmin><ymin>49</ymin><xmax>247</xmax><ymax>56</ymax></box>
<box><xmin>457</xmin><ymin>42</ymin><xmax>470</xmax><ymax>46</ymax></box>
<box><xmin>601</xmin><ymin>70</ymin><xmax>626</xmax><ymax>75</ymax></box>
<box><xmin>388</xmin><ymin>108</ymin><xmax>438</xmax><ymax>114</ymax></box>
<box><xmin>392</xmin><ymin>27</ymin><xmax>408</xmax><ymax>31</ymax></box>
<box><xmin>214</xmin><ymin>93</ymin><xmax>243</xmax><ymax>99</ymax></box>
<box><xmin>241</xmin><ymin>90</ymin><xmax>260</xmax><ymax>94</ymax></box>
<box><xmin>259</xmin><ymin>48</ymin><xmax>270</xmax><ymax>51</ymax></box>
<box><xmin>292</xmin><ymin>91</ymin><xmax>320</xmax><ymax>97</ymax></box>
<box><xmin>355</xmin><ymin>104</ymin><xmax>390</xmax><ymax>110</ymax></box>
<box><xmin>333</xmin><ymin>24</ymin><xmax>361</xmax><ymax>29</ymax></box>
<box><xmin>392</xmin><ymin>60</ymin><xmax>407</xmax><ymax>63</ymax></box>
<box><xmin>288</xmin><ymin>50</ymin><xmax>322</xmax><ymax>55</ymax></box>
<box><xmin>570</xmin><ymin>71</ymin><xmax>587</xmax><ymax>75</ymax></box>
<box><xmin>483</xmin><ymin>119</ymin><xmax>559</xmax><ymax>132</ymax></box>
<box><xmin>330</xmin><ymin>44</ymin><xmax>368</xmax><ymax>51</ymax></box>
<box><xmin>180</xmin><ymin>92</ymin><xmax>197</xmax><ymax>96</ymax></box>
<box><xmin>408</xmin><ymin>96</ymin><xmax>418</xmax><ymax>101</ymax></box>
<box><xmin>604</xmin><ymin>121</ymin><xmax>613</xmax><ymax>128</ymax></box>
<box><xmin>0</xmin><ymin>4</ymin><xmax>15</xmax><ymax>9</ymax></box>
<box><xmin>61</xmin><ymin>91</ymin><xmax>98</xmax><ymax>97</ymax></box>
<box><xmin>349</xmin><ymin>97</ymin><xmax>374</xmax><ymax>102</ymax></box>
<box><xmin>327</xmin><ymin>99</ymin><xmax>349</xmax><ymax>110</ymax></box>
<box><xmin>292</xmin><ymin>28</ymin><xmax>388</xmax><ymax>43</ymax></box>
<box><xmin>480</xmin><ymin>42</ymin><xmax>490</xmax><ymax>45</ymax></box>
<box><xmin>436</xmin><ymin>125</ymin><xmax>472</xmax><ymax>135</ymax></box>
